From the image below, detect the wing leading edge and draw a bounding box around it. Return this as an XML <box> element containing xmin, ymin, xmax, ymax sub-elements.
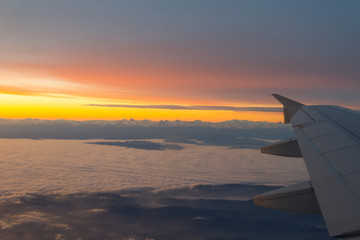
<box><xmin>254</xmin><ymin>94</ymin><xmax>360</xmax><ymax>239</ymax></box>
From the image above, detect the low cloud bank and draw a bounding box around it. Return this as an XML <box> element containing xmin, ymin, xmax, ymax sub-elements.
<box><xmin>0</xmin><ymin>118</ymin><xmax>286</xmax><ymax>129</ymax></box>
<box><xmin>0</xmin><ymin>119</ymin><xmax>292</xmax><ymax>143</ymax></box>
<box><xmin>0</xmin><ymin>184</ymin><xmax>330</xmax><ymax>240</ymax></box>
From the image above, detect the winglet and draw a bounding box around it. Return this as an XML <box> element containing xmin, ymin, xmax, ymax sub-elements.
<box><xmin>272</xmin><ymin>94</ymin><xmax>305</xmax><ymax>124</ymax></box>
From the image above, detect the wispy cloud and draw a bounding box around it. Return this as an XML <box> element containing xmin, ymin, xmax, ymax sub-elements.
<box><xmin>86</xmin><ymin>104</ymin><xmax>282</xmax><ymax>112</ymax></box>
<box><xmin>0</xmin><ymin>70</ymin><xmax>86</xmax><ymax>91</ymax></box>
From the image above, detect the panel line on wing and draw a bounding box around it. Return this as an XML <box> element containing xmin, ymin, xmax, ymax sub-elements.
<box><xmin>325</xmin><ymin>146</ymin><xmax>360</xmax><ymax>176</ymax></box>
<box><xmin>291</xmin><ymin>109</ymin><xmax>314</xmax><ymax>126</ymax></box>
<box><xmin>314</xmin><ymin>106</ymin><xmax>360</xmax><ymax>141</ymax></box>
<box><xmin>302</xmin><ymin>122</ymin><xmax>340</xmax><ymax>140</ymax></box>
<box><xmin>307</xmin><ymin>131</ymin><xmax>340</xmax><ymax>141</ymax></box>
<box><xmin>322</xmin><ymin>145</ymin><xmax>360</xmax><ymax>155</ymax></box>
<box><xmin>300</xmin><ymin>108</ymin><xmax>316</xmax><ymax>121</ymax></box>
<box><xmin>344</xmin><ymin>170</ymin><xmax>360</xmax><ymax>178</ymax></box>
<box><xmin>295</xmin><ymin>127</ymin><xmax>360</xmax><ymax>202</ymax></box>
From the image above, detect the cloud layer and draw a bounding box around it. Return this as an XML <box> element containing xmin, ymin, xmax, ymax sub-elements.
<box><xmin>0</xmin><ymin>138</ymin><xmax>309</xmax><ymax>198</ymax></box>
<box><xmin>0</xmin><ymin>118</ymin><xmax>292</xmax><ymax>141</ymax></box>
<box><xmin>0</xmin><ymin>184</ymin><xmax>330</xmax><ymax>240</ymax></box>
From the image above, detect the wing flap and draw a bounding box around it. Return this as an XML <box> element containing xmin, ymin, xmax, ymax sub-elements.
<box><xmin>254</xmin><ymin>181</ymin><xmax>321</xmax><ymax>214</ymax></box>
<box><xmin>260</xmin><ymin>138</ymin><xmax>302</xmax><ymax>157</ymax></box>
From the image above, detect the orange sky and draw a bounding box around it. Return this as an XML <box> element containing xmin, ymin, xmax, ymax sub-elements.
<box><xmin>0</xmin><ymin>1</ymin><xmax>359</xmax><ymax>122</ymax></box>
<box><xmin>0</xmin><ymin>74</ymin><xmax>283</xmax><ymax>122</ymax></box>
<box><xmin>0</xmin><ymin>54</ymin><xmax>285</xmax><ymax>122</ymax></box>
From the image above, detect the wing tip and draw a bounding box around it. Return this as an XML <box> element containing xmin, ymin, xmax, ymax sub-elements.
<box><xmin>271</xmin><ymin>94</ymin><xmax>305</xmax><ymax>124</ymax></box>
<box><xmin>271</xmin><ymin>94</ymin><xmax>305</xmax><ymax>106</ymax></box>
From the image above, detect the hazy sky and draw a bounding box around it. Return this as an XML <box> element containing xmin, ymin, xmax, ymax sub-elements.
<box><xmin>0</xmin><ymin>0</ymin><xmax>359</xmax><ymax>121</ymax></box>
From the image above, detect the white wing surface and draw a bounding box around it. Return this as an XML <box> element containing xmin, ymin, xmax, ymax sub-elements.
<box><xmin>254</xmin><ymin>94</ymin><xmax>360</xmax><ymax>238</ymax></box>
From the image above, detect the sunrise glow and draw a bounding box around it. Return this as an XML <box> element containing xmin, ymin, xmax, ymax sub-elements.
<box><xmin>0</xmin><ymin>92</ymin><xmax>282</xmax><ymax>122</ymax></box>
<box><xmin>0</xmin><ymin>1</ymin><xmax>358</xmax><ymax>122</ymax></box>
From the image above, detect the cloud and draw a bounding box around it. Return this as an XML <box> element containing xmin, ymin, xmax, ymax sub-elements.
<box><xmin>0</xmin><ymin>185</ymin><xmax>330</xmax><ymax>240</ymax></box>
<box><xmin>0</xmin><ymin>211</ymin><xmax>69</xmax><ymax>230</ymax></box>
<box><xmin>0</xmin><ymin>137</ymin><xmax>311</xmax><ymax>199</ymax></box>
<box><xmin>0</xmin><ymin>118</ymin><xmax>292</xmax><ymax>143</ymax></box>
<box><xmin>86</xmin><ymin>104</ymin><xmax>283</xmax><ymax>112</ymax></box>
<box><xmin>0</xmin><ymin>118</ymin><xmax>289</xmax><ymax>129</ymax></box>
<box><xmin>87</xmin><ymin>141</ymin><xmax>184</xmax><ymax>151</ymax></box>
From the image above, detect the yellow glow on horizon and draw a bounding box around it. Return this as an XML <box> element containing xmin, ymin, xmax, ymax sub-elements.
<box><xmin>0</xmin><ymin>93</ymin><xmax>283</xmax><ymax>122</ymax></box>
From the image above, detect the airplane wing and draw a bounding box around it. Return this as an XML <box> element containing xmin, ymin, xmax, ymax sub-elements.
<box><xmin>254</xmin><ymin>94</ymin><xmax>360</xmax><ymax>239</ymax></box>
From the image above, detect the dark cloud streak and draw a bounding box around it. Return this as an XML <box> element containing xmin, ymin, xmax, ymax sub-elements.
<box><xmin>87</xmin><ymin>141</ymin><xmax>184</xmax><ymax>151</ymax></box>
<box><xmin>86</xmin><ymin>104</ymin><xmax>283</xmax><ymax>112</ymax></box>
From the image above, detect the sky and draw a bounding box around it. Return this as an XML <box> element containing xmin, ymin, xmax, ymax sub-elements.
<box><xmin>0</xmin><ymin>0</ymin><xmax>359</xmax><ymax>122</ymax></box>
